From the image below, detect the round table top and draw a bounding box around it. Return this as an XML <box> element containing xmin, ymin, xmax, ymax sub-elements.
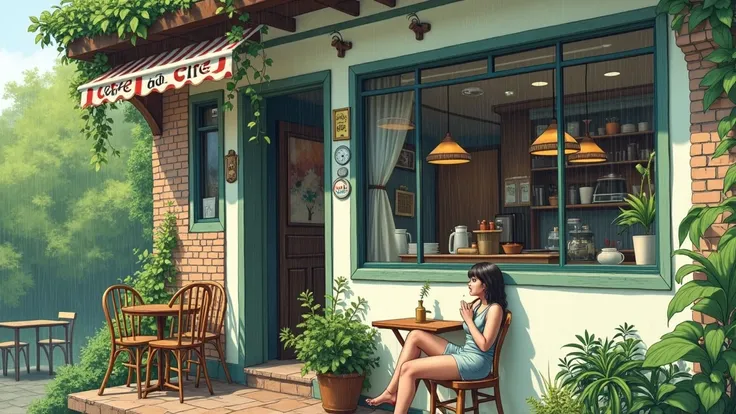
<box><xmin>121</xmin><ymin>304</ymin><xmax>198</xmax><ymax>316</ymax></box>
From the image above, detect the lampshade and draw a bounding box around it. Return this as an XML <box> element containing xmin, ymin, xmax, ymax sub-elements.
<box><xmin>568</xmin><ymin>136</ymin><xmax>607</xmax><ymax>163</ymax></box>
<box><xmin>378</xmin><ymin>117</ymin><xmax>415</xmax><ymax>130</ymax></box>
<box><xmin>426</xmin><ymin>132</ymin><xmax>471</xmax><ymax>164</ymax></box>
<box><xmin>529</xmin><ymin>120</ymin><xmax>580</xmax><ymax>156</ymax></box>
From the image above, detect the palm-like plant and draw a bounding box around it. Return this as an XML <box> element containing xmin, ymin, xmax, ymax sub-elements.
<box><xmin>613</xmin><ymin>151</ymin><xmax>656</xmax><ymax>235</ymax></box>
<box><xmin>419</xmin><ymin>281</ymin><xmax>430</xmax><ymax>301</ymax></box>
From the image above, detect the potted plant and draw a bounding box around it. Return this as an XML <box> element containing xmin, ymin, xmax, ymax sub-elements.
<box><xmin>280</xmin><ymin>276</ymin><xmax>379</xmax><ymax>414</ymax></box>
<box><xmin>613</xmin><ymin>151</ymin><xmax>656</xmax><ymax>265</ymax></box>
<box><xmin>415</xmin><ymin>281</ymin><xmax>431</xmax><ymax>323</ymax></box>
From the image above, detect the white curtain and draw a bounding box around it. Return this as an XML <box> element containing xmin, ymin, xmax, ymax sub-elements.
<box><xmin>366</xmin><ymin>76</ymin><xmax>414</xmax><ymax>262</ymax></box>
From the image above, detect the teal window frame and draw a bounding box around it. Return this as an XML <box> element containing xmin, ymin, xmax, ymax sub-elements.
<box><xmin>189</xmin><ymin>90</ymin><xmax>226</xmax><ymax>233</ymax></box>
<box><xmin>349</xmin><ymin>7</ymin><xmax>673</xmax><ymax>290</ymax></box>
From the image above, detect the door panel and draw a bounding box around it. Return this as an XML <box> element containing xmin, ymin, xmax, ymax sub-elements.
<box><xmin>278</xmin><ymin>121</ymin><xmax>325</xmax><ymax>360</ymax></box>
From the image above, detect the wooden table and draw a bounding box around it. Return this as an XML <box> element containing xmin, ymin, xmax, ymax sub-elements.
<box><xmin>0</xmin><ymin>320</ymin><xmax>69</xmax><ymax>381</ymax></box>
<box><xmin>372</xmin><ymin>318</ymin><xmax>464</xmax><ymax>402</ymax></box>
<box><xmin>121</xmin><ymin>304</ymin><xmax>197</xmax><ymax>394</ymax></box>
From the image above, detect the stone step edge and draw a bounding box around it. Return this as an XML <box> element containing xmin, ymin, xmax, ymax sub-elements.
<box><xmin>243</xmin><ymin>368</ymin><xmax>315</xmax><ymax>385</ymax></box>
<box><xmin>245</xmin><ymin>373</ymin><xmax>314</xmax><ymax>398</ymax></box>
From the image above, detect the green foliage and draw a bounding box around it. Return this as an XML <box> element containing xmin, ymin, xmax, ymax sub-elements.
<box><xmin>0</xmin><ymin>244</ymin><xmax>33</xmax><ymax>307</ymax></box>
<box><xmin>27</xmin><ymin>327</ymin><xmax>129</xmax><ymax>414</ymax></box>
<box><xmin>419</xmin><ymin>281</ymin><xmax>431</xmax><ymax>301</ymax></box>
<box><xmin>30</xmin><ymin>0</ymin><xmax>272</xmax><ymax>169</ymax></box>
<box><xmin>124</xmin><ymin>106</ymin><xmax>154</xmax><ymax>237</ymax></box>
<box><xmin>557</xmin><ymin>323</ymin><xmax>692</xmax><ymax>414</ymax></box>
<box><xmin>613</xmin><ymin>151</ymin><xmax>656</xmax><ymax>235</ymax></box>
<box><xmin>527</xmin><ymin>366</ymin><xmax>583</xmax><ymax>414</ymax></box>
<box><xmin>280</xmin><ymin>276</ymin><xmax>380</xmax><ymax>389</ymax></box>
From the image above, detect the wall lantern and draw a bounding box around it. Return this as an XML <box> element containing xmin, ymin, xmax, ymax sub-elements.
<box><xmin>330</xmin><ymin>31</ymin><xmax>352</xmax><ymax>58</ymax></box>
<box><xmin>225</xmin><ymin>150</ymin><xmax>238</xmax><ymax>183</ymax></box>
<box><xmin>407</xmin><ymin>13</ymin><xmax>431</xmax><ymax>41</ymax></box>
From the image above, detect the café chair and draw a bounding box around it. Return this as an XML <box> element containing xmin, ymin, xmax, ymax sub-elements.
<box><xmin>99</xmin><ymin>285</ymin><xmax>157</xmax><ymax>398</ymax></box>
<box><xmin>38</xmin><ymin>311</ymin><xmax>77</xmax><ymax>369</ymax></box>
<box><xmin>429</xmin><ymin>310</ymin><xmax>512</xmax><ymax>414</ymax></box>
<box><xmin>144</xmin><ymin>283</ymin><xmax>214</xmax><ymax>403</ymax></box>
<box><xmin>183</xmin><ymin>281</ymin><xmax>232</xmax><ymax>384</ymax></box>
<box><xmin>0</xmin><ymin>341</ymin><xmax>30</xmax><ymax>376</ymax></box>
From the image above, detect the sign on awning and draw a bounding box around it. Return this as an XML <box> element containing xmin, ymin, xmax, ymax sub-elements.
<box><xmin>77</xmin><ymin>25</ymin><xmax>262</xmax><ymax>108</ymax></box>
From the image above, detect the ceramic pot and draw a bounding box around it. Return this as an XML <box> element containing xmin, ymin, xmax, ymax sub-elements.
<box><xmin>597</xmin><ymin>248</ymin><xmax>625</xmax><ymax>265</ymax></box>
<box><xmin>317</xmin><ymin>373</ymin><xmax>365</xmax><ymax>413</ymax></box>
<box><xmin>579</xmin><ymin>187</ymin><xmax>594</xmax><ymax>204</ymax></box>
<box><xmin>633</xmin><ymin>235</ymin><xmax>656</xmax><ymax>265</ymax></box>
<box><xmin>549</xmin><ymin>196</ymin><xmax>558</xmax><ymax>206</ymax></box>
<box><xmin>415</xmin><ymin>300</ymin><xmax>431</xmax><ymax>323</ymax></box>
<box><xmin>606</xmin><ymin>122</ymin><xmax>620</xmax><ymax>135</ymax></box>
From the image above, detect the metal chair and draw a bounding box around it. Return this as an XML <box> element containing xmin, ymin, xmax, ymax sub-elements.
<box><xmin>144</xmin><ymin>283</ymin><xmax>214</xmax><ymax>403</ymax></box>
<box><xmin>430</xmin><ymin>310</ymin><xmax>512</xmax><ymax>414</ymax></box>
<box><xmin>184</xmin><ymin>280</ymin><xmax>232</xmax><ymax>384</ymax></box>
<box><xmin>99</xmin><ymin>285</ymin><xmax>157</xmax><ymax>398</ymax></box>
<box><xmin>0</xmin><ymin>341</ymin><xmax>29</xmax><ymax>376</ymax></box>
<box><xmin>38</xmin><ymin>311</ymin><xmax>76</xmax><ymax>370</ymax></box>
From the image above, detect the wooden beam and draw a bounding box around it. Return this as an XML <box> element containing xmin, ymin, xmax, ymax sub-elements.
<box><xmin>68</xmin><ymin>0</ymin><xmax>292</xmax><ymax>60</ymax></box>
<box><xmin>251</xmin><ymin>11</ymin><xmax>296</xmax><ymax>32</ymax></box>
<box><xmin>314</xmin><ymin>0</ymin><xmax>360</xmax><ymax>17</ymax></box>
<box><xmin>129</xmin><ymin>94</ymin><xmax>163</xmax><ymax>136</ymax></box>
<box><xmin>374</xmin><ymin>0</ymin><xmax>396</xmax><ymax>7</ymax></box>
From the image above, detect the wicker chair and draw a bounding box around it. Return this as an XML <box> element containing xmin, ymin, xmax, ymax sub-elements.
<box><xmin>99</xmin><ymin>285</ymin><xmax>157</xmax><ymax>398</ymax></box>
<box><xmin>430</xmin><ymin>310</ymin><xmax>512</xmax><ymax>414</ymax></box>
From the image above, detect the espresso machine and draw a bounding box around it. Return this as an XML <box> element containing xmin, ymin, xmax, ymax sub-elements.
<box><xmin>494</xmin><ymin>214</ymin><xmax>515</xmax><ymax>244</ymax></box>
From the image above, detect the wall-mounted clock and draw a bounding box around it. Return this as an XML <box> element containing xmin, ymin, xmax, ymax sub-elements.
<box><xmin>337</xmin><ymin>167</ymin><xmax>349</xmax><ymax>178</ymax></box>
<box><xmin>334</xmin><ymin>145</ymin><xmax>351</xmax><ymax>166</ymax></box>
<box><xmin>333</xmin><ymin>178</ymin><xmax>351</xmax><ymax>199</ymax></box>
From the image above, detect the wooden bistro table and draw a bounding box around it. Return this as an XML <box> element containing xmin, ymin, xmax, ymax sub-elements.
<box><xmin>121</xmin><ymin>304</ymin><xmax>198</xmax><ymax>394</ymax></box>
<box><xmin>372</xmin><ymin>318</ymin><xmax>464</xmax><ymax>402</ymax></box>
<box><xmin>0</xmin><ymin>319</ymin><xmax>70</xmax><ymax>381</ymax></box>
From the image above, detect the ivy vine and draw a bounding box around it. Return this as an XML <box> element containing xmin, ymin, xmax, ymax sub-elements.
<box><xmin>30</xmin><ymin>0</ymin><xmax>271</xmax><ymax>170</ymax></box>
<box><xmin>658</xmin><ymin>0</ymin><xmax>736</xmax><ymax>145</ymax></box>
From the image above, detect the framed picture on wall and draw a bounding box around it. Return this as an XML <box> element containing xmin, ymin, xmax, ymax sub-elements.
<box><xmin>395</xmin><ymin>189</ymin><xmax>415</xmax><ymax>218</ymax></box>
<box><xmin>395</xmin><ymin>145</ymin><xmax>415</xmax><ymax>171</ymax></box>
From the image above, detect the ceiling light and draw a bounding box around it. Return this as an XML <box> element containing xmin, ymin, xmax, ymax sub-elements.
<box><xmin>461</xmin><ymin>87</ymin><xmax>484</xmax><ymax>97</ymax></box>
<box><xmin>604</xmin><ymin>71</ymin><xmax>621</xmax><ymax>77</ymax></box>
<box><xmin>531</xmin><ymin>81</ymin><xmax>548</xmax><ymax>87</ymax></box>
<box><xmin>504</xmin><ymin>90</ymin><xmax>514</xmax><ymax>96</ymax></box>
<box><xmin>378</xmin><ymin>117</ymin><xmax>415</xmax><ymax>131</ymax></box>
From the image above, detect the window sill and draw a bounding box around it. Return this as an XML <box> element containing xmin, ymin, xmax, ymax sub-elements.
<box><xmin>351</xmin><ymin>266</ymin><xmax>671</xmax><ymax>291</ymax></box>
<box><xmin>190</xmin><ymin>220</ymin><xmax>224</xmax><ymax>233</ymax></box>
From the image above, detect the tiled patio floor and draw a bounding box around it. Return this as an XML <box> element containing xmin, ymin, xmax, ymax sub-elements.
<box><xmin>0</xmin><ymin>367</ymin><xmax>56</xmax><ymax>414</ymax></box>
<box><xmin>68</xmin><ymin>380</ymin><xmax>391</xmax><ymax>413</ymax></box>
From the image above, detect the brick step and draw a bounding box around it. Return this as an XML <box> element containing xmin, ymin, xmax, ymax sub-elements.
<box><xmin>245</xmin><ymin>360</ymin><xmax>316</xmax><ymax>398</ymax></box>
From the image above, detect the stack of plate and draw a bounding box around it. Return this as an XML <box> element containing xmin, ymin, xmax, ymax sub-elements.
<box><xmin>408</xmin><ymin>243</ymin><xmax>439</xmax><ymax>254</ymax></box>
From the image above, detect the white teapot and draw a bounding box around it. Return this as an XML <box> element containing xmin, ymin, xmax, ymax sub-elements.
<box><xmin>597</xmin><ymin>248</ymin><xmax>624</xmax><ymax>265</ymax></box>
<box><xmin>449</xmin><ymin>225</ymin><xmax>470</xmax><ymax>254</ymax></box>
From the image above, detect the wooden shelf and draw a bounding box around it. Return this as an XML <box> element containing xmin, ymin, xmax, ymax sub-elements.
<box><xmin>399</xmin><ymin>253</ymin><xmax>559</xmax><ymax>264</ymax></box>
<box><xmin>531</xmin><ymin>202</ymin><xmax>627</xmax><ymax>210</ymax></box>
<box><xmin>589</xmin><ymin>131</ymin><xmax>654</xmax><ymax>140</ymax></box>
<box><xmin>532</xmin><ymin>159</ymin><xmax>648</xmax><ymax>172</ymax></box>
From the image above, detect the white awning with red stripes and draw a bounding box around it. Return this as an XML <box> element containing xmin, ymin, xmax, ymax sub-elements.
<box><xmin>78</xmin><ymin>25</ymin><xmax>262</xmax><ymax>108</ymax></box>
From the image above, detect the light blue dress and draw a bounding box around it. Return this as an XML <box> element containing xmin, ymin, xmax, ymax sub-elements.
<box><xmin>443</xmin><ymin>304</ymin><xmax>495</xmax><ymax>381</ymax></box>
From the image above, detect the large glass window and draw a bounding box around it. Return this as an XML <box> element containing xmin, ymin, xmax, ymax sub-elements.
<box><xmin>360</xmin><ymin>27</ymin><xmax>660</xmax><ymax>270</ymax></box>
<box><xmin>189</xmin><ymin>91</ymin><xmax>224</xmax><ymax>232</ymax></box>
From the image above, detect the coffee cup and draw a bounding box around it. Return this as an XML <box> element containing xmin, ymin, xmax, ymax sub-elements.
<box><xmin>580</xmin><ymin>187</ymin><xmax>594</xmax><ymax>204</ymax></box>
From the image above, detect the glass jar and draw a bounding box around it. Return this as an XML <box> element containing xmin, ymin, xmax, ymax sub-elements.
<box><xmin>547</xmin><ymin>227</ymin><xmax>560</xmax><ymax>251</ymax></box>
<box><xmin>567</xmin><ymin>218</ymin><xmax>581</xmax><ymax>235</ymax></box>
<box><xmin>567</xmin><ymin>225</ymin><xmax>595</xmax><ymax>261</ymax></box>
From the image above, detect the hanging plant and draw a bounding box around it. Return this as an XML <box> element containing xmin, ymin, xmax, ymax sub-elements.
<box><xmin>29</xmin><ymin>0</ymin><xmax>272</xmax><ymax>170</ymax></box>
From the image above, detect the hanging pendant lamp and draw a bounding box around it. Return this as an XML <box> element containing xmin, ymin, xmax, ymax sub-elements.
<box><xmin>529</xmin><ymin>73</ymin><xmax>580</xmax><ymax>156</ymax></box>
<box><xmin>426</xmin><ymin>85</ymin><xmax>470</xmax><ymax>165</ymax></box>
<box><xmin>569</xmin><ymin>65</ymin><xmax>607</xmax><ymax>163</ymax></box>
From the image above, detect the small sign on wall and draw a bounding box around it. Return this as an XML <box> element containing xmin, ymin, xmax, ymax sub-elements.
<box><xmin>504</xmin><ymin>176</ymin><xmax>530</xmax><ymax>207</ymax></box>
<box><xmin>333</xmin><ymin>107</ymin><xmax>350</xmax><ymax>141</ymax></box>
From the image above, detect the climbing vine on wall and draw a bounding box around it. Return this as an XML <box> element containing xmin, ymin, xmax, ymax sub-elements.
<box><xmin>29</xmin><ymin>0</ymin><xmax>271</xmax><ymax>170</ymax></box>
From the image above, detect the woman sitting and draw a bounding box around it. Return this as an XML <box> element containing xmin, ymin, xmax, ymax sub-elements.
<box><xmin>366</xmin><ymin>262</ymin><xmax>507</xmax><ymax>413</ymax></box>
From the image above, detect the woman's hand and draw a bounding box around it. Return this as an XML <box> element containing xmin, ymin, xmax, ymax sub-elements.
<box><xmin>459</xmin><ymin>300</ymin><xmax>474</xmax><ymax>322</ymax></box>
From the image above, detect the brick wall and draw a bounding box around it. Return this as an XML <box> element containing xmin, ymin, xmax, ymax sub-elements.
<box><xmin>153</xmin><ymin>86</ymin><xmax>226</xmax><ymax>361</ymax></box>
<box><xmin>676</xmin><ymin>21</ymin><xmax>736</xmax><ymax>326</ymax></box>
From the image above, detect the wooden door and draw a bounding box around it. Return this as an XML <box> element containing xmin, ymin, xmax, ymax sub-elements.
<box><xmin>437</xmin><ymin>149</ymin><xmax>500</xmax><ymax>254</ymax></box>
<box><xmin>278</xmin><ymin>121</ymin><xmax>326</xmax><ymax>360</ymax></box>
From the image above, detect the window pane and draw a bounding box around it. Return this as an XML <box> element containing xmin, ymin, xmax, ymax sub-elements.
<box><xmin>494</xmin><ymin>46</ymin><xmax>555</xmax><ymax>72</ymax></box>
<box><xmin>563</xmin><ymin>29</ymin><xmax>653</xmax><ymax>60</ymax></box>
<box><xmin>200</xmin><ymin>104</ymin><xmax>218</xmax><ymax>128</ymax></box>
<box><xmin>363</xmin><ymin>72</ymin><xmax>415</xmax><ymax>91</ymax></box>
<box><xmin>200</xmin><ymin>130</ymin><xmax>219</xmax><ymax>219</ymax></box>
<box><xmin>420</xmin><ymin>59</ymin><xmax>487</xmax><ymax>83</ymax></box>
<box><xmin>363</xmin><ymin>90</ymin><xmax>417</xmax><ymax>263</ymax></box>
<box><xmin>415</xmin><ymin>69</ymin><xmax>559</xmax><ymax>265</ymax></box>
<box><xmin>562</xmin><ymin>54</ymin><xmax>655</xmax><ymax>266</ymax></box>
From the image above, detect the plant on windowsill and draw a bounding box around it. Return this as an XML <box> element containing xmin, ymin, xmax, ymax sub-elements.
<box><xmin>612</xmin><ymin>151</ymin><xmax>656</xmax><ymax>265</ymax></box>
<box><xmin>280</xmin><ymin>276</ymin><xmax>380</xmax><ymax>414</ymax></box>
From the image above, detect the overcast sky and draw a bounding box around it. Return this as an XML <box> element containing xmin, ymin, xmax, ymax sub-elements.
<box><xmin>0</xmin><ymin>1</ymin><xmax>61</xmax><ymax>111</ymax></box>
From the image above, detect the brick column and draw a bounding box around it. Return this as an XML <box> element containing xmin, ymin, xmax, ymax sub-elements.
<box><xmin>153</xmin><ymin>86</ymin><xmax>226</xmax><ymax>361</ymax></box>
<box><xmin>676</xmin><ymin>21</ymin><xmax>736</xmax><ymax>325</ymax></box>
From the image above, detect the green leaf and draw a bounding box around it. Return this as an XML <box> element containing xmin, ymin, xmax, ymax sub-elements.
<box><xmin>141</xmin><ymin>10</ymin><xmax>150</xmax><ymax>19</ymax></box>
<box><xmin>100</xmin><ymin>20</ymin><xmax>110</xmax><ymax>32</ymax></box>
<box><xmin>675</xmin><ymin>263</ymin><xmax>705</xmax><ymax>284</ymax></box>
<box><xmin>690</xmin><ymin>5</ymin><xmax>713</xmax><ymax>31</ymax></box>
<box><xmin>693</xmin><ymin>373</ymin><xmax>724</xmax><ymax>411</ymax></box>
<box><xmin>130</xmin><ymin>17</ymin><xmax>139</xmax><ymax>33</ymax></box>
<box><xmin>663</xmin><ymin>392</ymin><xmax>700</xmax><ymax>412</ymax></box>
<box><xmin>672</xmin><ymin>14</ymin><xmax>685</xmax><ymax>31</ymax></box>
<box><xmin>702</xmin><ymin>67</ymin><xmax>730</xmax><ymax>87</ymax></box>
<box><xmin>120</xmin><ymin>9</ymin><xmax>129</xmax><ymax>20</ymax></box>
<box><xmin>724</xmin><ymin>72</ymin><xmax>736</xmax><ymax>94</ymax></box>
<box><xmin>714</xmin><ymin>24</ymin><xmax>733</xmax><ymax>49</ymax></box>
<box><xmin>716</xmin><ymin>8</ymin><xmax>732</xmax><ymax>27</ymax></box>
<box><xmin>705</xmin><ymin>327</ymin><xmax>725</xmax><ymax>363</ymax></box>
<box><xmin>644</xmin><ymin>337</ymin><xmax>709</xmax><ymax>367</ymax></box>
<box><xmin>713</xmin><ymin>137</ymin><xmax>736</xmax><ymax>158</ymax></box>
<box><xmin>704</xmin><ymin>82</ymin><xmax>725</xmax><ymax>111</ymax></box>
<box><xmin>706</xmin><ymin>48</ymin><xmax>733</xmax><ymax>63</ymax></box>
<box><xmin>704</xmin><ymin>0</ymin><xmax>718</xmax><ymax>8</ymax></box>
<box><xmin>667</xmin><ymin>280</ymin><xmax>723</xmax><ymax>321</ymax></box>
<box><xmin>661</xmin><ymin>320</ymin><xmax>705</xmax><ymax>343</ymax></box>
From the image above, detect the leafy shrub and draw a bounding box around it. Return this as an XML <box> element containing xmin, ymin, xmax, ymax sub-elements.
<box><xmin>527</xmin><ymin>367</ymin><xmax>583</xmax><ymax>414</ymax></box>
<box><xmin>280</xmin><ymin>276</ymin><xmax>380</xmax><ymax>389</ymax></box>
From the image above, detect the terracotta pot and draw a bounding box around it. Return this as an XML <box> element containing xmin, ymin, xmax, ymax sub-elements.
<box><xmin>317</xmin><ymin>373</ymin><xmax>365</xmax><ymax>413</ymax></box>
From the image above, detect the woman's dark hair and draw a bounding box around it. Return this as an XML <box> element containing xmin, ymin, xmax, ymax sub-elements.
<box><xmin>468</xmin><ymin>262</ymin><xmax>507</xmax><ymax>310</ymax></box>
